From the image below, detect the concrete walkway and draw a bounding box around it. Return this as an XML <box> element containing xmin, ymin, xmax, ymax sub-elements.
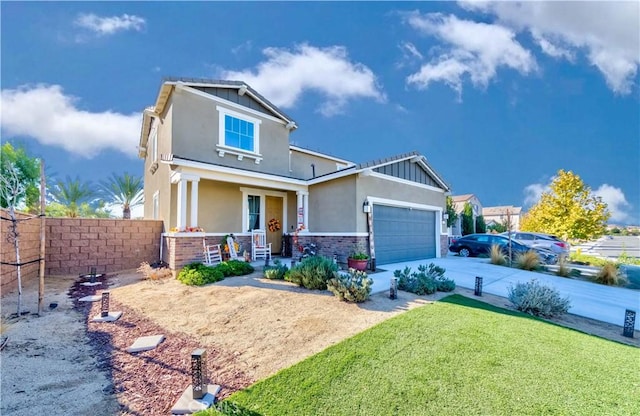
<box><xmin>370</xmin><ymin>256</ymin><xmax>640</xmax><ymax>330</ymax></box>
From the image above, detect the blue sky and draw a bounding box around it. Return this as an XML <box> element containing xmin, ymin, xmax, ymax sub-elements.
<box><xmin>2</xmin><ymin>1</ymin><xmax>639</xmax><ymax>224</ymax></box>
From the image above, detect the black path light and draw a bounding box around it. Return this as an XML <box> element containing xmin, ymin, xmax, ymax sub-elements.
<box><xmin>474</xmin><ymin>276</ymin><xmax>483</xmax><ymax>296</ymax></box>
<box><xmin>89</xmin><ymin>266</ymin><xmax>97</xmax><ymax>283</ymax></box>
<box><xmin>100</xmin><ymin>292</ymin><xmax>110</xmax><ymax>317</ymax></box>
<box><xmin>623</xmin><ymin>309</ymin><xmax>636</xmax><ymax>338</ymax></box>
<box><xmin>389</xmin><ymin>277</ymin><xmax>398</xmax><ymax>300</ymax></box>
<box><xmin>191</xmin><ymin>349</ymin><xmax>208</xmax><ymax>400</ymax></box>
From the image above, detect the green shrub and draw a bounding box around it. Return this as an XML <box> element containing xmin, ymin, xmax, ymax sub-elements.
<box><xmin>569</xmin><ymin>250</ymin><xmax>608</xmax><ymax>267</ymax></box>
<box><xmin>507</xmin><ymin>279</ymin><xmax>571</xmax><ymax>317</ymax></box>
<box><xmin>264</xmin><ymin>259</ymin><xmax>288</xmax><ymax>280</ymax></box>
<box><xmin>515</xmin><ymin>250</ymin><xmax>541</xmax><ymax>271</ymax></box>
<box><xmin>394</xmin><ymin>263</ymin><xmax>453</xmax><ymax>295</ymax></box>
<box><xmin>214</xmin><ymin>260</ymin><xmax>254</xmax><ymax>277</ymax></box>
<box><xmin>327</xmin><ymin>269</ymin><xmax>373</xmax><ymax>303</ymax></box>
<box><xmin>593</xmin><ymin>262</ymin><xmax>626</xmax><ymax>286</ymax></box>
<box><xmin>286</xmin><ymin>256</ymin><xmax>338</xmax><ymax>290</ymax></box>
<box><xmin>490</xmin><ymin>244</ymin><xmax>507</xmax><ymax>266</ymax></box>
<box><xmin>177</xmin><ymin>262</ymin><xmax>224</xmax><ymax>286</ymax></box>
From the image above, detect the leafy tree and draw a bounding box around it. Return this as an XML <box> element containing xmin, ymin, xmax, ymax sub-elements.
<box><xmin>475</xmin><ymin>215</ymin><xmax>487</xmax><ymax>234</ymax></box>
<box><xmin>461</xmin><ymin>202</ymin><xmax>474</xmax><ymax>235</ymax></box>
<box><xmin>445</xmin><ymin>196</ymin><xmax>458</xmax><ymax>228</ymax></box>
<box><xmin>488</xmin><ymin>222</ymin><xmax>507</xmax><ymax>233</ymax></box>
<box><xmin>0</xmin><ymin>143</ymin><xmax>40</xmax><ymax>212</ymax></box>
<box><xmin>520</xmin><ymin>170</ymin><xmax>610</xmax><ymax>240</ymax></box>
<box><xmin>100</xmin><ymin>172</ymin><xmax>144</xmax><ymax>219</ymax></box>
<box><xmin>48</xmin><ymin>176</ymin><xmax>98</xmax><ymax>217</ymax></box>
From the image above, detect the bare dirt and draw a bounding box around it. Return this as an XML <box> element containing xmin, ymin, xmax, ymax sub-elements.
<box><xmin>1</xmin><ymin>268</ymin><xmax>638</xmax><ymax>416</ymax></box>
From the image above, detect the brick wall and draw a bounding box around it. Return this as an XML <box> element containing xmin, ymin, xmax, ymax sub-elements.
<box><xmin>1</xmin><ymin>210</ymin><xmax>164</xmax><ymax>293</ymax></box>
<box><xmin>1</xmin><ymin>209</ymin><xmax>42</xmax><ymax>294</ymax></box>
<box><xmin>45</xmin><ymin>218</ymin><xmax>163</xmax><ymax>276</ymax></box>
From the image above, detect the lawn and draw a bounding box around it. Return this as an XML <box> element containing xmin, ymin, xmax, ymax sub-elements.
<box><xmin>199</xmin><ymin>295</ymin><xmax>640</xmax><ymax>416</ymax></box>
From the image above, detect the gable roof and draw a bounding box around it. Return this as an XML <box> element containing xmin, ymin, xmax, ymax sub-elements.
<box><xmin>138</xmin><ymin>77</ymin><xmax>296</xmax><ymax>157</ymax></box>
<box><xmin>451</xmin><ymin>194</ymin><xmax>475</xmax><ymax>203</ymax></box>
<box><xmin>309</xmin><ymin>150</ymin><xmax>450</xmax><ymax>192</ymax></box>
<box><xmin>482</xmin><ymin>206</ymin><xmax>522</xmax><ymax>216</ymax></box>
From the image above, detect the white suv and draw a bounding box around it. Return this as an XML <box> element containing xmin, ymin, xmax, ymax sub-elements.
<box><xmin>502</xmin><ymin>232</ymin><xmax>570</xmax><ymax>256</ymax></box>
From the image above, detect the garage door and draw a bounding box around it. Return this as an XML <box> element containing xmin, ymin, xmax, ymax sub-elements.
<box><xmin>373</xmin><ymin>205</ymin><xmax>436</xmax><ymax>264</ymax></box>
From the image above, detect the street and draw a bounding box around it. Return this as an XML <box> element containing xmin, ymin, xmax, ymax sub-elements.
<box><xmin>573</xmin><ymin>235</ymin><xmax>640</xmax><ymax>259</ymax></box>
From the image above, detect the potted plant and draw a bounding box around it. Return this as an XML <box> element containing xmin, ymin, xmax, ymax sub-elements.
<box><xmin>347</xmin><ymin>247</ymin><xmax>369</xmax><ymax>271</ymax></box>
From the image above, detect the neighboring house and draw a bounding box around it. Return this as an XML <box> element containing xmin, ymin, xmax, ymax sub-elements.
<box><xmin>450</xmin><ymin>194</ymin><xmax>483</xmax><ymax>236</ymax></box>
<box><xmin>138</xmin><ymin>78</ymin><xmax>451</xmax><ymax>269</ymax></box>
<box><xmin>482</xmin><ymin>206</ymin><xmax>522</xmax><ymax>231</ymax></box>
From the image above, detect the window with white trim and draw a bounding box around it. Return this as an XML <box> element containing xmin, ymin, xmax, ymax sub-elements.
<box><xmin>217</xmin><ymin>107</ymin><xmax>261</xmax><ymax>154</ymax></box>
<box><xmin>247</xmin><ymin>195</ymin><xmax>260</xmax><ymax>231</ymax></box>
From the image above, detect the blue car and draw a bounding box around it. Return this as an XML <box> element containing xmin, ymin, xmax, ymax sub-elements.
<box><xmin>449</xmin><ymin>233</ymin><xmax>558</xmax><ymax>264</ymax></box>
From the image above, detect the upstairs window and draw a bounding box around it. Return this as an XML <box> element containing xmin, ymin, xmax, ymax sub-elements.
<box><xmin>225</xmin><ymin>115</ymin><xmax>254</xmax><ymax>152</ymax></box>
<box><xmin>217</xmin><ymin>107</ymin><xmax>261</xmax><ymax>155</ymax></box>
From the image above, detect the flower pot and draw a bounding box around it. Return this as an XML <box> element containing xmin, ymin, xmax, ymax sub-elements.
<box><xmin>348</xmin><ymin>258</ymin><xmax>368</xmax><ymax>271</ymax></box>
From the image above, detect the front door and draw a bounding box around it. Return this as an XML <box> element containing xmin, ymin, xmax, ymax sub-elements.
<box><xmin>265</xmin><ymin>196</ymin><xmax>283</xmax><ymax>254</ymax></box>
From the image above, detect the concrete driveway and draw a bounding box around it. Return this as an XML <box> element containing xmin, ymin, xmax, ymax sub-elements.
<box><xmin>372</xmin><ymin>255</ymin><xmax>640</xmax><ymax>330</ymax></box>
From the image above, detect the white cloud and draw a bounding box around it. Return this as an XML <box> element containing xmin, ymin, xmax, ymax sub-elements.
<box><xmin>74</xmin><ymin>13</ymin><xmax>146</xmax><ymax>36</ymax></box>
<box><xmin>403</xmin><ymin>12</ymin><xmax>536</xmax><ymax>98</ymax></box>
<box><xmin>594</xmin><ymin>184</ymin><xmax>632</xmax><ymax>223</ymax></box>
<box><xmin>220</xmin><ymin>44</ymin><xmax>386</xmax><ymax>117</ymax></box>
<box><xmin>523</xmin><ymin>182</ymin><xmax>549</xmax><ymax>206</ymax></box>
<box><xmin>460</xmin><ymin>1</ymin><xmax>639</xmax><ymax>94</ymax></box>
<box><xmin>1</xmin><ymin>84</ymin><xmax>141</xmax><ymax>158</ymax></box>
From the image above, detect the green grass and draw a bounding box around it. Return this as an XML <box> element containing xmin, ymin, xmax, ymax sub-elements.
<box><xmin>199</xmin><ymin>295</ymin><xmax>639</xmax><ymax>416</ymax></box>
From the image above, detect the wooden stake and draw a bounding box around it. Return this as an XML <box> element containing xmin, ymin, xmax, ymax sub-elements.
<box><xmin>38</xmin><ymin>160</ymin><xmax>46</xmax><ymax>315</ymax></box>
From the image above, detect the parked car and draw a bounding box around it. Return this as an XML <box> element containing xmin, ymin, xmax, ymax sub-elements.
<box><xmin>501</xmin><ymin>232</ymin><xmax>570</xmax><ymax>257</ymax></box>
<box><xmin>449</xmin><ymin>234</ymin><xmax>558</xmax><ymax>264</ymax></box>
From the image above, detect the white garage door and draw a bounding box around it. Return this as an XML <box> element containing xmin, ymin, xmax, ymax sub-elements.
<box><xmin>373</xmin><ymin>205</ymin><xmax>436</xmax><ymax>265</ymax></box>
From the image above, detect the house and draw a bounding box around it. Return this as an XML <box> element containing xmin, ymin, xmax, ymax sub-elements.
<box><xmin>449</xmin><ymin>194</ymin><xmax>483</xmax><ymax>236</ymax></box>
<box><xmin>138</xmin><ymin>78</ymin><xmax>451</xmax><ymax>269</ymax></box>
<box><xmin>482</xmin><ymin>206</ymin><xmax>522</xmax><ymax>231</ymax></box>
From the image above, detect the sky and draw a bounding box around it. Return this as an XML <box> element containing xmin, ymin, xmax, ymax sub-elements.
<box><xmin>1</xmin><ymin>1</ymin><xmax>639</xmax><ymax>224</ymax></box>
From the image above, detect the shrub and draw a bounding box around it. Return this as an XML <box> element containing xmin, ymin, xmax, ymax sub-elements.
<box><xmin>137</xmin><ymin>261</ymin><xmax>173</xmax><ymax>281</ymax></box>
<box><xmin>490</xmin><ymin>244</ymin><xmax>507</xmax><ymax>266</ymax></box>
<box><xmin>515</xmin><ymin>250</ymin><xmax>541</xmax><ymax>271</ymax></box>
<box><xmin>286</xmin><ymin>255</ymin><xmax>338</xmax><ymax>290</ymax></box>
<box><xmin>327</xmin><ymin>268</ymin><xmax>373</xmax><ymax>303</ymax></box>
<box><xmin>264</xmin><ymin>259</ymin><xmax>288</xmax><ymax>280</ymax></box>
<box><xmin>507</xmin><ymin>279</ymin><xmax>571</xmax><ymax>317</ymax></box>
<box><xmin>177</xmin><ymin>262</ymin><xmax>224</xmax><ymax>286</ymax></box>
<box><xmin>593</xmin><ymin>262</ymin><xmax>626</xmax><ymax>286</ymax></box>
<box><xmin>395</xmin><ymin>263</ymin><xmax>453</xmax><ymax>295</ymax></box>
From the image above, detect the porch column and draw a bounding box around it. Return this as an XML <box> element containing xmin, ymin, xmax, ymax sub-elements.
<box><xmin>302</xmin><ymin>192</ymin><xmax>309</xmax><ymax>231</ymax></box>
<box><xmin>296</xmin><ymin>192</ymin><xmax>304</xmax><ymax>229</ymax></box>
<box><xmin>190</xmin><ymin>179</ymin><xmax>199</xmax><ymax>227</ymax></box>
<box><xmin>176</xmin><ymin>178</ymin><xmax>187</xmax><ymax>230</ymax></box>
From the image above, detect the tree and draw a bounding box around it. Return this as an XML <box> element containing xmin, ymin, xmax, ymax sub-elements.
<box><xmin>48</xmin><ymin>176</ymin><xmax>98</xmax><ymax>217</ymax></box>
<box><xmin>0</xmin><ymin>143</ymin><xmax>40</xmax><ymax>212</ymax></box>
<box><xmin>100</xmin><ymin>172</ymin><xmax>144</xmax><ymax>219</ymax></box>
<box><xmin>520</xmin><ymin>170</ymin><xmax>610</xmax><ymax>241</ymax></box>
<box><xmin>475</xmin><ymin>215</ymin><xmax>487</xmax><ymax>234</ymax></box>
<box><xmin>445</xmin><ymin>196</ymin><xmax>458</xmax><ymax>228</ymax></box>
<box><xmin>461</xmin><ymin>202</ymin><xmax>474</xmax><ymax>235</ymax></box>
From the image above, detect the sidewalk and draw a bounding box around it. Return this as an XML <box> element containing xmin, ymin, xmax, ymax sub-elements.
<box><xmin>370</xmin><ymin>255</ymin><xmax>640</xmax><ymax>330</ymax></box>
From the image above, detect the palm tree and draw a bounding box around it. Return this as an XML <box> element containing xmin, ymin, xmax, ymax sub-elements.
<box><xmin>100</xmin><ymin>173</ymin><xmax>144</xmax><ymax>219</ymax></box>
<box><xmin>49</xmin><ymin>176</ymin><xmax>96</xmax><ymax>217</ymax></box>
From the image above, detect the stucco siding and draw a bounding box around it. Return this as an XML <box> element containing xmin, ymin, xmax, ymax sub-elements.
<box><xmin>309</xmin><ymin>176</ymin><xmax>357</xmax><ymax>232</ymax></box>
<box><xmin>196</xmin><ymin>181</ymin><xmax>243</xmax><ymax>232</ymax></box>
<box><xmin>170</xmin><ymin>89</ymin><xmax>292</xmax><ymax>176</ymax></box>
<box><xmin>290</xmin><ymin>150</ymin><xmax>350</xmax><ymax>179</ymax></box>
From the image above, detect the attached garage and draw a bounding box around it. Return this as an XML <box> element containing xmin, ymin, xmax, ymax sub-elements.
<box><xmin>373</xmin><ymin>204</ymin><xmax>437</xmax><ymax>265</ymax></box>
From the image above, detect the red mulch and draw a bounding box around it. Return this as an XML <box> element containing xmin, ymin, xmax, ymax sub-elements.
<box><xmin>68</xmin><ymin>275</ymin><xmax>255</xmax><ymax>415</ymax></box>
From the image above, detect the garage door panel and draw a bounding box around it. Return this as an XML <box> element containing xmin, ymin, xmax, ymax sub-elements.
<box><xmin>373</xmin><ymin>205</ymin><xmax>436</xmax><ymax>264</ymax></box>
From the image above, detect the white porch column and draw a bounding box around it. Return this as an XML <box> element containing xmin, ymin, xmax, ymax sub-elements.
<box><xmin>190</xmin><ymin>179</ymin><xmax>199</xmax><ymax>227</ymax></box>
<box><xmin>176</xmin><ymin>178</ymin><xmax>187</xmax><ymax>230</ymax></box>
<box><xmin>302</xmin><ymin>193</ymin><xmax>309</xmax><ymax>231</ymax></box>
<box><xmin>296</xmin><ymin>192</ymin><xmax>304</xmax><ymax>229</ymax></box>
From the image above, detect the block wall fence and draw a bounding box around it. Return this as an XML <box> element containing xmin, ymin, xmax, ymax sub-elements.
<box><xmin>1</xmin><ymin>208</ymin><xmax>164</xmax><ymax>294</ymax></box>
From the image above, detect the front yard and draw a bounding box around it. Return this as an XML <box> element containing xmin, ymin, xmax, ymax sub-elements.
<box><xmin>203</xmin><ymin>295</ymin><xmax>640</xmax><ymax>415</ymax></box>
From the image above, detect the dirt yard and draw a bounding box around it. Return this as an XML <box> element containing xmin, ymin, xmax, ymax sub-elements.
<box><xmin>2</xmin><ymin>268</ymin><xmax>638</xmax><ymax>415</ymax></box>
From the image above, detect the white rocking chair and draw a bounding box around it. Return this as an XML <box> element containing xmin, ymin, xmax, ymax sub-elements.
<box><xmin>203</xmin><ymin>240</ymin><xmax>222</xmax><ymax>266</ymax></box>
<box><xmin>251</xmin><ymin>229</ymin><xmax>272</xmax><ymax>261</ymax></box>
